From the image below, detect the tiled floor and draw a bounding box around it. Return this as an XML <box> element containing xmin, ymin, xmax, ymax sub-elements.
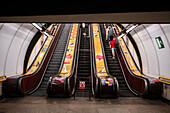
<box><xmin>0</xmin><ymin>97</ymin><xmax>170</xmax><ymax>113</ymax></box>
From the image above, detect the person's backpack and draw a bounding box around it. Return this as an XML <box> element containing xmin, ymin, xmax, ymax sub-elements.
<box><xmin>108</xmin><ymin>28</ymin><xmax>113</xmax><ymax>37</ymax></box>
<box><xmin>114</xmin><ymin>38</ymin><xmax>119</xmax><ymax>48</ymax></box>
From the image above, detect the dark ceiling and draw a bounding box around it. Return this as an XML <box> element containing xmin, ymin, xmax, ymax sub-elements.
<box><xmin>1</xmin><ymin>2</ymin><xmax>170</xmax><ymax>16</ymax></box>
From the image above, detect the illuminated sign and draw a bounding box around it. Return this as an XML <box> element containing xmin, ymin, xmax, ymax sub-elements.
<box><xmin>155</xmin><ymin>36</ymin><xmax>165</xmax><ymax>49</ymax></box>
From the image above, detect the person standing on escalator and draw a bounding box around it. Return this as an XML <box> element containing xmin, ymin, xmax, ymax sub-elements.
<box><xmin>106</xmin><ymin>26</ymin><xmax>114</xmax><ymax>45</ymax></box>
<box><xmin>108</xmin><ymin>26</ymin><xmax>114</xmax><ymax>42</ymax></box>
<box><xmin>110</xmin><ymin>37</ymin><xmax>117</xmax><ymax>59</ymax></box>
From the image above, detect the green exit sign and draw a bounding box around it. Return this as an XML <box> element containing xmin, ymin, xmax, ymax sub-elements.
<box><xmin>155</xmin><ymin>36</ymin><xmax>165</xmax><ymax>49</ymax></box>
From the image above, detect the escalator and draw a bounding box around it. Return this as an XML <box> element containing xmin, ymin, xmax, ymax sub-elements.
<box><xmin>3</xmin><ymin>24</ymin><xmax>64</xmax><ymax>96</ymax></box>
<box><xmin>74</xmin><ymin>25</ymin><xmax>91</xmax><ymax>97</ymax></box>
<box><xmin>47</xmin><ymin>24</ymin><xmax>80</xmax><ymax>97</ymax></box>
<box><xmin>30</xmin><ymin>24</ymin><xmax>71</xmax><ymax>96</ymax></box>
<box><xmin>100</xmin><ymin>24</ymin><xmax>136</xmax><ymax>97</ymax></box>
<box><xmin>100</xmin><ymin>24</ymin><xmax>162</xmax><ymax>98</ymax></box>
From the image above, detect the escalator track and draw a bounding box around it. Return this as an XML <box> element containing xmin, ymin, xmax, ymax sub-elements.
<box><xmin>30</xmin><ymin>24</ymin><xmax>71</xmax><ymax>96</ymax></box>
<box><xmin>74</xmin><ymin>25</ymin><xmax>91</xmax><ymax>97</ymax></box>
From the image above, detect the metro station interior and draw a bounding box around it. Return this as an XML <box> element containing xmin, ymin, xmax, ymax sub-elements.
<box><xmin>0</xmin><ymin>5</ymin><xmax>170</xmax><ymax>113</ymax></box>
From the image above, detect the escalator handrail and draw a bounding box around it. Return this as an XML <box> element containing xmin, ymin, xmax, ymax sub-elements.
<box><xmin>0</xmin><ymin>75</ymin><xmax>7</xmax><ymax>82</ymax></box>
<box><xmin>159</xmin><ymin>76</ymin><xmax>170</xmax><ymax>85</ymax></box>
<box><xmin>90</xmin><ymin>25</ymin><xmax>95</xmax><ymax>95</ymax></box>
<box><xmin>90</xmin><ymin>24</ymin><xmax>99</xmax><ymax>94</ymax></box>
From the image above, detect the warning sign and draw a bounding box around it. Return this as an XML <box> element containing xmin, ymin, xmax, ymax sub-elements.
<box><xmin>80</xmin><ymin>81</ymin><xmax>85</xmax><ymax>89</ymax></box>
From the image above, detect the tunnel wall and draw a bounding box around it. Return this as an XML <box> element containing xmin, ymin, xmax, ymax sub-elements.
<box><xmin>0</xmin><ymin>23</ymin><xmax>38</xmax><ymax>77</ymax></box>
<box><xmin>128</xmin><ymin>24</ymin><xmax>170</xmax><ymax>79</ymax></box>
<box><xmin>122</xmin><ymin>24</ymin><xmax>170</xmax><ymax>100</ymax></box>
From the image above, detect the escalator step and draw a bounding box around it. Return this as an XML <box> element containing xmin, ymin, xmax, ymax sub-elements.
<box><xmin>51</xmin><ymin>56</ymin><xmax>63</xmax><ymax>59</ymax></box>
<box><xmin>78</xmin><ymin>64</ymin><xmax>90</xmax><ymax>67</ymax></box>
<box><xmin>52</xmin><ymin>54</ymin><xmax>63</xmax><ymax>57</ymax></box>
<box><xmin>119</xmin><ymin>87</ymin><xmax>129</xmax><ymax>90</ymax></box>
<box><xmin>78</xmin><ymin>67</ymin><xmax>91</xmax><ymax>70</ymax></box>
<box><xmin>108</xmin><ymin>63</ymin><xmax>119</xmax><ymax>67</ymax></box>
<box><xmin>78</xmin><ymin>61</ymin><xmax>90</xmax><ymax>64</ymax></box>
<box><xmin>47</xmin><ymin>67</ymin><xmax>59</xmax><ymax>71</ymax></box>
<box><xmin>77</xmin><ymin>73</ymin><xmax>90</xmax><ymax>76</ymax></box>
<box><xmin>79</xmin><ymin>58</ymin><xmax>90</xmax><ymax>61</ymax></box>
<box><xmin>54</xmin><ymin>49</ymin><xmax>65</xmax><ymax>52</ymax></box>
<box><xmin>75</xmin><ymin>91</ymin><xmax>89</xmax><ymax>97</ymax></box>
<box><xmin>119</xmin><ymin>90</ymin><xmax>136</xmax><ymax>97</ymax></box>
<box><xmin>53</xmin><ymin>51</ymin><xmax>64</xmax><ymax>54</ymax></box>
<box><xmin>49</xmin><ymin>62</ymin><xmax>61</xmax><ymax>65</ymax></box>
<box><xmin>109</xmin><ymin>69</ymin><xmax>122</xmax><ymax>73</ymax></box>
<box><xmin>77</xmin><ymin>70</ymin><xmax>91</xmax><ymax>73</ymax></box>
<box><xmin>46</xmin><ymin>70</ymin><xmax>58</xmax><ymax>74</ymax></box>
<box><xmin>111</xmin><ymin>73</ymin><xmax>124</xmax><ymax>77</ymax></box>
<box><xmin>50</xmin><ymin>59</ymin><xmax>62</xmax><ymax>62</ymax></box>
<box><xmin>118</xmin><ymin>79</ymin><xmax>126</xmax><ymax>84</ymax></box>
<box><xmin>45</xmin><ymin>73</ymin><xmax>55</xmax><ymax>77</ymax></box>
<box><xmin>109</xmin><ymin>66</ymin><xmax>121</xmax><ymax>70</ymax></box>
